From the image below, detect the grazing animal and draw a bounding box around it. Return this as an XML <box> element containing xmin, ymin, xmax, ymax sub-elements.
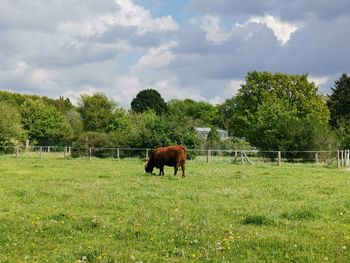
<box><xmin>145</xmin><ymin>145</ymin><xmax>186</xmax><ymax>178</ymax></box>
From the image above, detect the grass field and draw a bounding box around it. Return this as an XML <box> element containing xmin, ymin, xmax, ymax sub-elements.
<box><xmin>0</xmin><ymin>155</ymin><xmax>350</xmax><ymax>262</ymax></box>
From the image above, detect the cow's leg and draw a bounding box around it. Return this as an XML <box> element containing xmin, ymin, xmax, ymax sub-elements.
<box><xmin>181</xmin><ymin>161</ymin><xmax>186</xmax><ymax>178</ymax></box>
<box><xmin>174</xmin><ymin>165</ymin><xmax>178</xmax><ymax>176</ymax></box>
<box><xmin>160</xmin><ymin>166</ymin><xmax>165</xmax><ymax>176</ymax></box>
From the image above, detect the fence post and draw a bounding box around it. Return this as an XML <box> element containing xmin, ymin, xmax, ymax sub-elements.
<box><xmin>341</xmin><ymin>150</ymin><xmax>345</xmax><ymax>166</ymax></box>
<box><xmin>146</xmin><ymin>149</ymin><xmax>149</xmax><ymax>159</ymax></box>
<box><xmin>315</xmin><ymin>152</ymin><xmax>318</xmax><ymax>165</ymax></box>
<box><xmin>337</xmin><ymin>150</ymin><xmax>340</xmax><ymax>168</ymax></box>
<box><xmin>207</xmin><ymin>150</ymin><xmax>211</xmax><ymax>163</ymax></box>
<box><xmin>240</xmin><ymin>151</ymin><xmax>244</xmax><ymax>164</ymax></box>
<box><xmin>16</xmin><ymin>146</ymin><xmax>19</xmax><ymax>158</ymax></box>
<box><xmin>117</xmin><ymin>148</ymin><xmax>120</xmax><ymax>160</ymax></box>
<box><xmin>346</xmin><ymin>149</ymin><xmax>350</xmax><ymax>167</ymax></box>
<box><xmin>25</xmin><ymin>140</ymin><xmax>29</xmax><ymax>152</ymax></box>
<box><xmin>278</xmin><ymin>151</ymin><xmax>281</xmax><ymax>166</ymax></box>
<box><xmin>68</xmin><ymin>147</ymin><xmax>71</xmax><ymax>156</ymax></box>
<box><xmin>89</xmin><ymin>148</ymin><xmax>92</xmax><ymax>160</ymax></box>
<box><xmin>40</xmin><ymin>146</ymin><xmax>42</xmax><ymax>159</ymax></box>
<box><xmin>64</xmin><ymin>147</ymin><xmax>67</xmax><ymax>158</ymax></box>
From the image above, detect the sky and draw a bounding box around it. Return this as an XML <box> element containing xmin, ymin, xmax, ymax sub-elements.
<box><xmin>0</xmin><ymin>0</ymin><xmax>349</xmax><ymax>108</ymax></box>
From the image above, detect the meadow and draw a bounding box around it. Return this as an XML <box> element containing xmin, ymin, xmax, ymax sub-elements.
<box><xmin>0</xmin><ymin>155</ymin><xmax>350</xmax><ymax>262</ymax></box>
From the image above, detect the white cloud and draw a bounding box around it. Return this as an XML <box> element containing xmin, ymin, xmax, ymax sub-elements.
<box><xmin>62</xmin><ymin>86</ymin><xmax>100</xmax><ymax>105</ymax></box>
<box><xmin>1</xmin><ymin>61</ymin><xmax>58</xmax><ymax>90</ymax></box>
<box><xmin>113</xmin><ymin>75</ymin><xmax>142</xmax><ymax>107</ymax></box>
<box><xmin>148</xmin><ymin>78</ymin><xmax>205</xmax><ymax>102</ymax></box>
<box><xmin>195</xmin><ymin>14</ymin><xmax>233</xmax><ymax>44</ymax></box>
<box><xmin>308</xmin><ymin>75</ymin><xmax>330</xmax><ymax>87</ymax></box>
<box><xmin>59</xmin><ymin>0</ymin><xmax>179</xmax><ymax>39</ymax></box>
<box><xmin>241</xmin><ymin>15</ymin><xmax>298</xmax><ymax>46</ymax></box>
<box><xmin>208</xmin><ymin>79</ymin><xmax>244</xmax><ymax>104</ymax></box>
<box><xmin>131</xmin><ymin>41</ymin><xmax>177</xmax><ymax>73</ymax></box>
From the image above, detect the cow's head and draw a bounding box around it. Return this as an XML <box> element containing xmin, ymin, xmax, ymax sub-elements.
<box><xmin>144</xmin><ymin>164</ymin><xmax>154</xmax><ymax>173</ymax></box>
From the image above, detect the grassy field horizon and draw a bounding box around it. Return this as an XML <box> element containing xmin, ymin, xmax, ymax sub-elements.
<box><xmin>0</xmin><ymin>155</ymin><xmax>350</xmax><ymax>262</ymax></box>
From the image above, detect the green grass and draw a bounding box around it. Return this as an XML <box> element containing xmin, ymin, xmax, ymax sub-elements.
<box><xmin>0</xmin><ymin>155</ymin><xmax>350</xmax><ymax>262</ymax></box>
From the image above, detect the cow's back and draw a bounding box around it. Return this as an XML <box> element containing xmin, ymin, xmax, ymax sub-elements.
<box><xmin>152</xmin><ymin>145</ymin><xmax>186</xmax><ymax>166</ymax></box>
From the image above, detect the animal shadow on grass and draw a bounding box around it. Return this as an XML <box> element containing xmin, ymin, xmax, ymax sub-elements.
<box><xmin>242</xmin><ymin>215</ymin><xmax>275</xmax><ymax>226</ymax></box>
<box><xmin>281</xmin><ymin>209</ymin><xmax>316</xmax><ymax>221</ymax></box>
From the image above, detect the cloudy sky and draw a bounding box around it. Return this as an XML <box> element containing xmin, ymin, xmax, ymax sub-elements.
<box><xmin>1</xmin><ymin>0</ymin><xmax>349</xmax><ymax>107</ymax></box>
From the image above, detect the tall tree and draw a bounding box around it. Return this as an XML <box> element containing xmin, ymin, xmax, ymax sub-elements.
<box><xmin>327</xmin><ymin>74</ymin><xmax>350</xmax><ymax>127</ymax></box>
<box><xmin>131</xmin><ymin>89</ymin><xmax>167</xmax><ymax>115</ymax></box>
<box><xmin>78</xmin><ymin>93</ymin><xmax>116</xmax><ymax>132</ymax></box>
<box><xmin>230</xmin><ymin>71</ymin><xmax>330</xmax><ymax>137</ymax></box>
<box><xmin>226</xmin><ymin>71</ymin><xmax>334</xmax><ymax>151</ymax></box>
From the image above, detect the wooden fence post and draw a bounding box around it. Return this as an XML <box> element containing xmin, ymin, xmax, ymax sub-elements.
<box><xmin>89</xmin><ymin>148</ymin><xmax>92</xmax><ymax>160</ymax></box>
<box><xmin>337</xmin><ymin>150</ymin><xmax>340</xmax><ymax>168</ymax></box>
<box><xmin>40</xmin><ymin>146</ymin><xmax>42</xmax><ymax>158</ymax></box>
<box><xmin>315</xmin><ymin>152</ymin><xmax>318</xmax><ymax>165</ymax></box>
<box><xmin>16</xmin><ymin>146</ymin><xmax>19</xmax><ymax>158</ymax></box>
<box><xmin>146</xmin><ymin>149</ymin><xmax>149</xmax><ymax>159</ymax></box>
<box><xmin>25</xmin><ymin>140</ymin><xmax>29</xmax><ymax>152</ymax></box>
<box><xmin>117</xmin><ymin>148</ymin><xmax>120</xmax><ymax>160</ymax></box>
<box><xmin>207</xmin><ymin>150</ymin><xmax>211</xmax><ymax>163</ymax></box>
<box><xmin>278</xmin><ymin>151</ymin><xmax>281</xmax><ymax>166</ymax></box>
<box><xmin>240</xmin><ymin>151</ymin><xmax>244</xmax><ymax>164</ymax></box>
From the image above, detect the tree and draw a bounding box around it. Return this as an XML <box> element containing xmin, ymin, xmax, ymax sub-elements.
<box><xmin>0</xmin><ymin>102</ymin><xmax>26</xmax><ymax>150</ymax></box>
<box><xmin>246</xmin><ymin>97</ymin><xmax>337</xmax><ymax>158</ymax></box>
<box><xmin>131</xmin><ymin>89</ymin><xmax>168</xmax><ymax>115</ymax></box>
<box><xmin>78</xmin><ymin>93</ymin><xmax>116</xmax><ymax>132</ymax></box>
<box><xmin>230</xmin><ymin>71</ymin><xmax>330</xmax><ymax>137</ymax></box>
<box><xmin>327</xmin><ymin>74</ymin><xmax>350</xmax><ymax>127</ymax></box>
<box><xmin>168</xmin><ymin>99</ymin><xmax>221</xmax><ymax>127</ymax></box>
<box><xmin>21</xmin><ymin>99</ymin><xmax>72</xmax><ymax>145</ymax></box>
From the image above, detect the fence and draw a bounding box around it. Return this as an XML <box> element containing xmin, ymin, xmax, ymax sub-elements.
<box><xmin>1</xmin><ymin>145</ymin><xmax>348</xmax><ymax>168</ymax></box>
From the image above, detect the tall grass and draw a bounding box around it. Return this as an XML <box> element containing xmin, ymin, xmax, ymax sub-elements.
<box><xmin>0</xmin><ymin>155</ymin><xmax>349</xmax><ymax>262</ymax></box>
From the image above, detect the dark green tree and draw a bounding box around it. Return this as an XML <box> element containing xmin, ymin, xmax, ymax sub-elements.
<box><xmin>78</xmin><ymin>93</ymin><xmax>116</xmax><ymax>132</ymax></box>
<box><xmin>327</xmin><ymin>74</ymin><xmax>350</xmax><ymax>127</ymax></box>
<box><xmin>131</xmin><ymin>89</ymin><xmax>168</xmax><ymax>115</ymax></box>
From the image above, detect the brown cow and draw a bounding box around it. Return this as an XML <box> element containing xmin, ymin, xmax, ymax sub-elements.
<box><xmin>145</xmin><ymin>145</ymin><xmax>186</xmax><ymax>178</ymax></box>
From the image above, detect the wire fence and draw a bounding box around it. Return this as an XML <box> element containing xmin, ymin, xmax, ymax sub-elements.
<box><xmin>1</xmin><ymin>145</ymin><xmax>348</xmax><ymax>168</ymax></box>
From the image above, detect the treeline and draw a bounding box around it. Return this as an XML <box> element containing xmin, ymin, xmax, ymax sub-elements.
<box><xmin>1</xmin><ymin>71</ymin><xmax>350</xmax><ymax>154</ymax></box>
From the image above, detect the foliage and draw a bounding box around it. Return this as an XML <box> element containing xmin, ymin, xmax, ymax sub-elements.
<box><xmin>131</xmin><ymin>89</ymin><xmax>168</xmax><ymax>115</ymax></box>
<box><xmin>168</xmin><ymin>99</ymin><xmax>221</xmax><ymax>127</ymax></box>
<box><xmin>226</xmin><ymin>71</ymin><xmax>333</xmax><ymax>152</ymax></box>
<box><xmin>0</xmin><ymin>90</ymin><xmax>74</xmax><ymax>114</ymax></box>
<box><xmin>0</xmin><ymin>102</ymin><xmax>26</xmax><ymax>150</ymax></box>
<box><xmin>245</xmin><ymin>98</ymin><xmax>338</xmax><ymax>159</ymax></box>
<box><xmin>20</xmin><ymin>99</ymin><xmax>72</xmax><ymax>145</ymax></box>
<box><xmin>327</xmin><ymin>74</ymin><xmax>350</xmax><ymax>127</ymax></box>
<box><xmin>78</xmin><ymin>93</ymin><xmax>116</xmax><ymax>132</ymax></box>
<box><xmin>71</xmin><ymin>132</ymin><xmax>113</xmax><ymax>158</ymax></box>
<box><xmin>334</xmin><ymin>118</ymin><xmax>350</xmax><ymax>149</ymax></box>
<box><xmin>231</xmin><ymin>71</ymin><xmax>330</xmax><ymax>137</ymax></box>
<box><xmin>206</xmin><ymin>127</ymin><xmax>221</xmax><ymax>149</ymax></box>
